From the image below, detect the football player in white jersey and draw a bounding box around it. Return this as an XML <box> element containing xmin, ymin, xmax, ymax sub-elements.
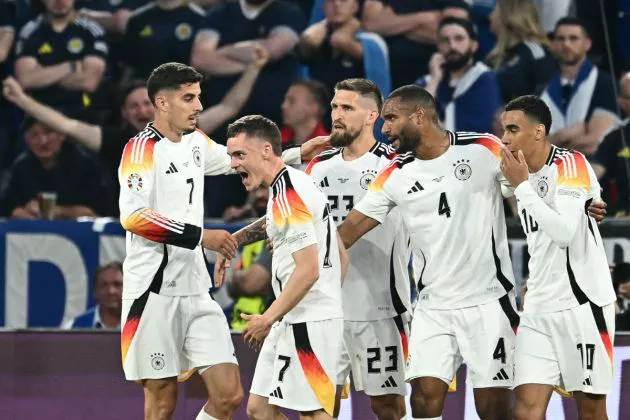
<box><xmin>118</xmin><ymin>63</ymin><xmax>326</xmax><ymax>420</ymax></box>
<box><xmin>499</xmin><ymin>95</ymin><xmax>616</xmax><ymax>420</ymax></box>
<box><xmin>338</xmin><ymin>85</ymin><xmax>519</xmax><ymax>420</ymax></box>
<box><xmin>224</xmin><ymin>115</ymin><xmax>347</xmax><ymax>420</ymax></box>
<box><xmin>306</xmin><ymin>78</ymin><xmax>411</xmax><ymax>420</ymax></box>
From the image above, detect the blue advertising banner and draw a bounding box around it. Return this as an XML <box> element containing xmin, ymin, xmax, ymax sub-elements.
<box><xmin>1</xmin><ymin>219</ymin><xmax>630</xmax><ymax>328</ymax></box>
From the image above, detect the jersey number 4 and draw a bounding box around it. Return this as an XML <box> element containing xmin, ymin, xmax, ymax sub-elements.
<box><xmin>438</xmin><ymin>192</ymin><xmax>451</xmax><ymax>218</ymax></box>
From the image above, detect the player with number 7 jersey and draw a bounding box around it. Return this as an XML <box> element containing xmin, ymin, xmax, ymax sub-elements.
<box><xmin>339</xmin><ymin>85</ymin><xmax>519</xmax><ymax>419</ymax></box>
<box><xmin>117</xmin><ymin>64</ymin><xmax>308</xmax><ymax>420</ymax></box>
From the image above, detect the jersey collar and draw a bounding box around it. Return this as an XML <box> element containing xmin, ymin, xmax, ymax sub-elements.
<box><xmin>146</xmin><ymin>122</ymin><xmax>165</xmax><ymax>140</ymax></box>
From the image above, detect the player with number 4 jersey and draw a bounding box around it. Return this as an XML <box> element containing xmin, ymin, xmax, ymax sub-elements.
<box><xmin>339</xmin><ymin>85</ymin><xmax>519</xmax><ymax>420</ymax></box>
<box><xmin>499</xmin><ymin>96</ymin><xmax>616</xmax><ymax>420</ymax></box>
<box><xmin>306</xmin><ymin>79</ymin><xmax>412</xmax><ymax>419</ymax></box>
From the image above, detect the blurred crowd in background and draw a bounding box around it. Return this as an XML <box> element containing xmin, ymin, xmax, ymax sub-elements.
<box><xmin>2</xmin><ymin>0</ymin><xmax>630</xmax><ymax>329</ymax></box>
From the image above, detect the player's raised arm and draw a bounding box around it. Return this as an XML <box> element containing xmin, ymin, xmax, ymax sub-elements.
<box><xmin>119</xmin><ymin>138</ymin><xmax>203</xmax><ymax>250</ymax></box>
<box><xmin>501</xmin><ymin>147</ymin><xmax>588</xmax><ymax>248</ymax></box>
<box><xmin>339</xmin><ymin>160</ymin><xmax>398</xmax><ymax>248</ymax></box>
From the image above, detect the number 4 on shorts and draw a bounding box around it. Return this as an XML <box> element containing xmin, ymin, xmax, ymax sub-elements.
<box><xmin>493</xmin><ymin>338</ymin><xmax>506</xmax><ymax>364</ymax></box>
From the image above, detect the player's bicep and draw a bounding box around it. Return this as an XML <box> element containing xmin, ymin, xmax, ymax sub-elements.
<box><xmin>291</xmin><ymin>243</ymin><xmax>319</xmax><ymax>277</ymax></box>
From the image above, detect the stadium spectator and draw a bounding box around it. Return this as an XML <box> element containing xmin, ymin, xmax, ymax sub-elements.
<box><xmin>120</xmin><ymin>0</ymin><xmax>206</xmax><ymax>80</ymax></box>
<box><xmin>65</xmin><ymin>261</ymin><xmax>123</xmax><ymax>329</ymax></box>
<box><xmin>2</xmin><ymin>46</ymin><xmax>268</xmax><ymax>214</ymax></box>
<box><xmin>299</xmin><ymin>0</ymin><xmax>364</xmax><ymax>94</ymax></box>
<box><xmin>486</xmin><ymin>0</ymin><xmax>555</xmax><ymax>103</ymax></box>
<box><xmin>0</xmin><ymin>118</ymin><xmax>112</xmax><ymax>219</ymax></box>
<box><xmin>0</xmin><ymin>0</ymin><xmax>17</xmax><ymax>170</ymax></box>
<box><xmin>223</xmin><ymin>184</ymin><xmax>269</xmax><ymax>222</ymax></box>
<box><xmin>540</xmin><ymin>17</ymin><xmax>619</xmax><ymax>155</ymax></box>
<box><xmin>191</xmin><ymin>0</ymin><xmax>306</xmax><ymax>129</ymax></box>
<box><xmin>418</xmin><ymin>17</ymin><xmax>502</xmax><ymax>133</ymax></box>
<box><xmin>592</xmin><ymin>72</ymin><xmax>630</xmax><ymax>217</ymax></box>
<box><xmin>227</xmin><ymin>241</ymin><xmax>273</xmax><ymax>332</ymax></box>
<box><xmin>280</xmin><ymin>79</ymin><xmax>330</xmax><ymax>146</ymax></box>
<box><xmin>614</xmin><ymin>263</ymin><xmax>630</xmax><ymax>330</ymax></box>
<box><xmin>362</xmin><ymin>0</ymin><xmax>469</xmax><ymax>88</ymax></box>
<box><xmin>14</xmin><ymin>0</ymin><xmax>108</xmax><ymax>120</ymax></box>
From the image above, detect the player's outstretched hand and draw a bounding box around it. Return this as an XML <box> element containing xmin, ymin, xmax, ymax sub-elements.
<box><xmin>500</xmin><ymin>147</ymin><xmax>529</xmax><ymax>187</ymax></box>
<box><xmin>213</xmin><ymin>253</ymin><xmax>231</xmax><ymax>288</ymax></box>
<box><xmin>241</xmin><ymin>313</ymin><xmax>272</xmax><ymax>351</ymax></box>
<box><xmin>202</xmin><ymin>229</ymin><xmax>238</xmax><ymax>260</ymax></box>
<box><xmin>300</xmin><ymin>136</ymin><xmax>331</xmax><ymax>162</ymax></box>
<box><xmin>250</xmin><ymin>43</ymin><xmax>270</xmax><ymax>69</ymax></box>
<box><xmin>588</xmin><ymin>198</ymin><xmax>607</xmax><ymax>224</ymax></box>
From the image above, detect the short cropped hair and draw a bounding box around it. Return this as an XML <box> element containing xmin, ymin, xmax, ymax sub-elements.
<box><xmin>504</xmin><ymin>95</ymin><xmax>552</xmax><ymax>135</ymax></box>
<box><xmin>292</xmin><ymin>79</ymin><xmax>331</xmax><ymax>118</ymax></box>
<box><xmin>554</xmin><ymin>16</ymin><xmax>590</xmax><ymax>38</ymax></box>
<box><xmin>335</xmin><ymin>78</ymin><xmax>383</xmax><ymax>111</ymax></box>
<box><xmin>93</xmin><ymin>261</ymin><xmax>123</xmax><ymax>286</ymax></box>
<box><xmin>227</xmin><ymin>115</ymin><xmax>283</xmax><ymax>156</ymax></box>
<box><xmin>387</xmin><ymin>84</ymin><xmax>439</xmax><ymax>120</ymax></box>
<box><xmin>147</xmin><ymin>62</ymin><xmax>204</xmax><ymax>105</ymax></box>
<box><xmin>438</xmin><ymin>16</ymin><xmax>477</xmax><ymax>40</ymax></box>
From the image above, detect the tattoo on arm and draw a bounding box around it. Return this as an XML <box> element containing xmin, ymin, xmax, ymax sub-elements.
<box><xmin>233</xmin><ymin>216</ymin><xmax>267</xmax><ymax>246</ymax></box>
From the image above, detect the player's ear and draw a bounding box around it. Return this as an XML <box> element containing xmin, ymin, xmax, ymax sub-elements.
<box><xmin>155</xmin><ymin>94</ymin><xmax>167</xmax><ymax>111</ymax></box>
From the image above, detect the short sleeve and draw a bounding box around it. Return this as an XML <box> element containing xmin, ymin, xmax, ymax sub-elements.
<box><xmin>267</xmin><ymin>2</ymin><xmax>306</xmax><ymax>38</ymax></box>
<box><xmin>82</xmin><ymin>20</ymin><xmax>108</xmax><ymax>59</ymax></box>
<box><xmin>200</xmin><ymin>4</ymin><xmax>227</xmax><ymax>40</ymax></box>
<box><xmin>0</xmin><ymin>0</ymin><xmax>16</xmax><ymax>31</ymax></box>
<box><xmin>200</xmin><ymin>131</ymin><xmax>232</xmax><ymax>176</ymax></box>
<box><xmin>353</xmin><ymin>163</ymin><xmax>398</xmax><ymax>223</ymax></box>
<box><xmin>271</xmin><ymin>180</ymin><xmax>318</xmax><ymax>254</ymax></box>
<box><xmin>15</xmin><ymin>20</ymin><xmax>41</xmax><ymax>59</ymax></box>
<box><xmin>593</xmin><ymin>128</ymin><xmax>621</xmax><ymax>173</ymax></box>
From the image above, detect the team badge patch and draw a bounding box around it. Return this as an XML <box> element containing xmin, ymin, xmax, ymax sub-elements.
<box><xmin>175</xmin><ymin>23</ymin><xmax>193</xmax><ymax>40</ymax></box>
<box><xmin>453</xmin><ymin>159</ymin><xmax>472</xmax><ymax>181</ymax></box>
<box><xmin>537</xmin><ymin>177</ymin><xmax>549</xmax><ymax>198</ymax></box>
<box><xmin>193</xmin><ymin>146</ymin><xmax>202</xmax><ymax>167</ymax></box>
<box><xmin>150</xmin><ymin>353</ymin><xmax>165</xmax><ymax>370</ymax></box>
<box><xmin>360</xmin><ymin>169</ymin><xmax>377</xmax><ymax>190</ymax></box>
<box><xmin>127</xmin><ymin>173</ymin><xmax>143</xmax><ymax>191</ymax></box>
<box><xmin>67</xmin><ymin>38</ymin><xmax>84</xmax><ymax>54</ymax></box>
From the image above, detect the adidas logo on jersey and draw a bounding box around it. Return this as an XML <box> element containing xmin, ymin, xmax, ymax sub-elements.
<box><xmin>583</xmin><ymin>376</ymin><xmax>592</xmax><ymax>386</ymax></box>
<box><xmin>492</xmin><ymin>368</ymin><xmax>509</xmax><ymax>381</ymax></box>
<box><xmin>407</xmin><ymin>181</ymin><xmax>424</xmax><ymax>194</ymax></box>
<box><xmin>165</xmin><ymin>162</ymin><xmax>178</xmax><ymax>174</ymax></box>
<box><xmin>320</xmin><ymin>177</ymin><xmax>330</xmax><ymax>188</ymax></box>
<box><xmin>270</xmin><ymin>386</ymin><xmax>283</xmax><ymax>399</ymax></box>
<box><xmin>381</xmin><ymin>375</ymin><xmax>398</xmax><ymax>388</ymax></box>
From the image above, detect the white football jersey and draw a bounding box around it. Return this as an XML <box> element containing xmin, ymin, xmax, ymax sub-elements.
<box><xmin>514</xmin><ymin>146</ymin><xmax>616</xmax><ymax>313</ymax></box>
<box><xmin>266</xmin><ymin>166</ymin><xmax>343</xmax><ymax>324</ymax></box>
<box><xmin>354</xmin><ymin>131</ymin><xmax>516</xmax><ymax>310</ymax></box>
<box><xmin>118</xmin><ymin>123</ymin><xmax>302</xmax><ymax>299</ymax></box>
<box><xmin>306</xmin><ymin>142</ymin><xmax>412</xmax><ymax>321</ymax></box>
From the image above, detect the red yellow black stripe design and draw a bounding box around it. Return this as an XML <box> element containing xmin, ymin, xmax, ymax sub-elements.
<box><xmin>393</xmin><ymin>315</ymin><xmax>409</xmax><ymax>363</ymax></box>
<box><xmin>271</xmin><ymin>170</ymin><xmax>313</xmax><ymax>228</ymax></box>
<box><xmin>556</xmin><ymin>151</ymin><xmax>590</xmax><ymax>192</ymax></box>
<box><xmin>473</xmin><ymin>136</ymin><xmax>502</xmax><ymax>158</ymax></box>
<box><xmin>122</xmin><ymin>208</ymin><xmax>201</xmax><ymax>250</ymax></box>
<box><xmin>369</xmin><ymin>153</ymin><xmax>414</xmax><ymax>192</ymax></box>
<box><xmin>293</xmin><ymin>322</ymin><xmax>335</xmax><ymax>415</ymax></box>
<box><xmin>590</xmin><ymin>302</ymin><xmax>614</xmax><ymax>369</ymax></box>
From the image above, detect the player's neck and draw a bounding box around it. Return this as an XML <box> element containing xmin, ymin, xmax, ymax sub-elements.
<box><xmin>263</xmin><ymin>157</ymin><xmax>286</xmax><ymax>186</ymax></box>
<box><xmin>415</xmin><ymin>128</ymin><xmax>450</xmax><ymax>160</ymax></box>
<box><xmin>153</xmin><ymin>119</ymin><xmax>183</xmax><ymax>143</ymax></box>
<box><xmin>343</xmin><ymin>132</ymin><xmax>376</xmax><ymax>161</ymax></box>
<box><xmin>528</xmin><ymin>142</ymin><xmax>553</xmax><ymax>173</ymax></box>
<box><xmin>98</xmin><ymin>305</ymin><xmax>121</xmax><ymax>329</ymax></box>
<box><xmin>560</xmin><ymin>57</ymin><xmax>586</xmax><ymax>82</ymax></box>
<box><xmin>291</xmin><ymin>118</ymin><xmax>319</xmax><ymax>145</ymax></box>
<box><xmin>47</xmin><ymin>11</ymin><xmax>75</xmax><ymax>31</ymax></box>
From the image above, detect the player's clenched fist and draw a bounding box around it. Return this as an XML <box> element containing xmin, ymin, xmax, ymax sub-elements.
<box><xmin>202</xmin><ymin>229</ymin><xmax>238</xmax><ymax>260</ymax></box>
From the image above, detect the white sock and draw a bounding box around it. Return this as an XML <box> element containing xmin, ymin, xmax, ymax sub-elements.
<box><xmin>195</xmin><ymin>405</ymin><xmax>218</xmax><ymax>420</ymax></box>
